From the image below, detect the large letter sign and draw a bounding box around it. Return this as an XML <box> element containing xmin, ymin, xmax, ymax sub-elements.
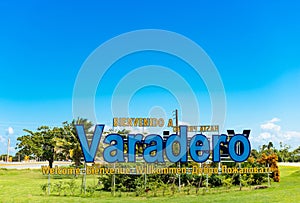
<box><xmin>76</xmin><ymin>125</ymin><xmax>251</xmax><ymax>163</ymax></box>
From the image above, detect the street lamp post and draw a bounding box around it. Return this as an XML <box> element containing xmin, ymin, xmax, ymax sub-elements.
<box><xmin>7</xmin><ymin>135</ymin><xmax>10</xmax><ymax>162</ymax></box>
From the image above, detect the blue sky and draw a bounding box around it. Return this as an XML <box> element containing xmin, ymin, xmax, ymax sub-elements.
<box><xmin>0</xmin><ymin>1</ymin><xmax>300</xmax><ymax>155</ymax></box>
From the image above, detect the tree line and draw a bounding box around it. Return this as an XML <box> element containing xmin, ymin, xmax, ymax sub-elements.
<box><xmin>15</xmin><ymin>119</ymin><xmax>300</xmax><ymax>169</ymax></box>
<box><xmin>15</xmin><ymin>118</ymin><xmax>93</xmax><ymax>168</ymax></box>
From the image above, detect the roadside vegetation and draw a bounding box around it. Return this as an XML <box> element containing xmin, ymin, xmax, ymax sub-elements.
<box><xmin>0</xmin><ymin>166</ymin><xmax>299</xmax><ymax>202</ymax></box>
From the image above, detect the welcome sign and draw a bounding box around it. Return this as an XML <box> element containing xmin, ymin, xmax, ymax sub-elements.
<box><xmin>113</xmin><ymin>117</ymin><xmax>219</xmax><ymax>132</ymax></box>
<box><xmin>75</xmin><ymin>124</ymin><xmax>251</xmax><ymax>164</ymax></box>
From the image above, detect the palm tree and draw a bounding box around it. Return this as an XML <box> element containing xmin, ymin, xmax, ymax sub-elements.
<box><xmin>56</xmin><ymin>118</ymin><xmax>94</xmax><ymax>167</ymax></box>
<box><xmin>267</xmin><ymin>141</ymin><xmax>274</xmax><ymax>151</ymax></box>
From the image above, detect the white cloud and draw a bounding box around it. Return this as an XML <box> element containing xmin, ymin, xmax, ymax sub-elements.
<box><xmin>269</xmin><ymin>118</ymin><xmax>280</xmax><ymax>123</ymax></box>
<box><xmin>260</xmin><ymin>122</ymin><xmax>281</xmax><ymax>132</ymax></box>
<box><xmin>257</xmin><ymin>117</ymin><xmax>300</xmax><ymax>149</ymax></box>
<box><xmin>7</xmin><ymin>127</ymin><xmax>14</xmax><ymax>135</ymax></box>
<box><xmin>283</xmin><ymin>131</ymin><xmax>300</xmax><ymax>140</ymax></box>
<box><xmin>0</xmin><ymin>135</ymin><xmax>5</xmax><ymax>143</ymax></box>
<box><xmin>260</xmin><ymin>118</ymin><xmax>281</xmax><ymax>132</ymax></box>
<box><xmin>260</xmin><ymin>132</ymin><xmax>271</xmax><ymax>139</ymax></box>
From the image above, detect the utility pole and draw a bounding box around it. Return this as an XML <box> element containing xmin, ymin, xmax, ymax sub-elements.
<box><xmin>173</xmin><ymin>109</ymin><xmax>181</xmax><ymax>192</ymax></box>
<box><xmin>175</xmin><ymin>109</ymin><xmax>178</xmax><ymax>135</ymax></box>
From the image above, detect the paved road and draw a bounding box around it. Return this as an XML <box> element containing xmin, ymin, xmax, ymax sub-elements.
<box><xmin>277</xmin><ymin>162</ymin><xmax>300</xmax><ymax>167</ymax></box>
<box><xmin>0</xmin><ymin>161</ymin><xmax>72</xmax><ymax>169</ymax></box>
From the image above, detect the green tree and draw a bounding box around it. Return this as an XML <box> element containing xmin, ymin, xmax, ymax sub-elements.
<box><xmin>278</xmin><ymin>142</ymin><xmax>291</xmax><ymax>162</ymax></box>
<box><xmin>292</xmin><ymin>146</ymin><xmax>300</xmax><ymax>162</ymax></box>
<box><xmin>17</xmin><ymin>126</ymin><xmax>60</xmax><ymax>168</ymax></box>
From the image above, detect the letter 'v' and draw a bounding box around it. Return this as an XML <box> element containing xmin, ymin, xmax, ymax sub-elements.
<box><xmin>75</xmin><ymin>124</ymin><xmax>104</xmax><ymax>162</ymax></box>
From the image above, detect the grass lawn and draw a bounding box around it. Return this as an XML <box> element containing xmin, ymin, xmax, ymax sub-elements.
<box><xmin>0</xmin><ymin>165</ymin><xmax>299</xmax><ymax>203</ymax></box>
